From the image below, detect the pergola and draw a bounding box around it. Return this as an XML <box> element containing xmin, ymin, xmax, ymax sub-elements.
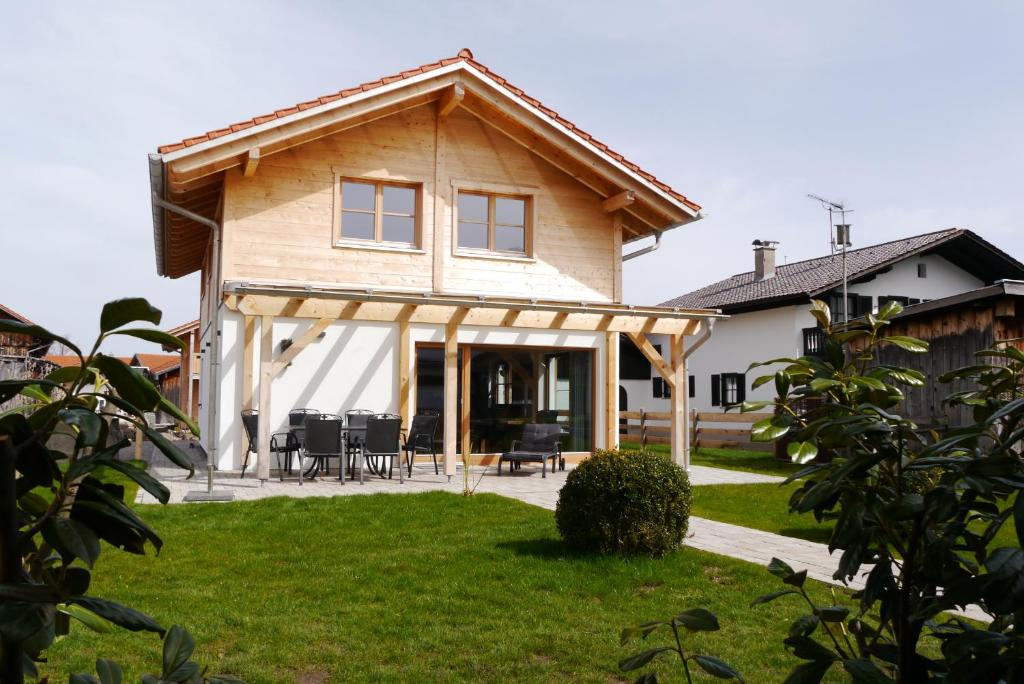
<box><xmin>223</xmin><ymin>283</ymin><xmax>722</xmax><ymax>481</ymax></box>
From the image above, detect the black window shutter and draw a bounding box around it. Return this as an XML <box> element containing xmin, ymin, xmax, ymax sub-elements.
<box><xmin>688</xmin><ymin>375</ymin><xmax>695</xmax><ymax>398</ymax></box>
<box><xmin>711</xmin><ymin>374</ymin><xmax>721</xmax><ymax>407</ymax></box>
<box><xmin>664</xmin><ymin>380</ymin><xmax>671</xmax><ymax>399</ymax></box>
<box><xmin>652</xmin><ymin>378</ymin><xmax>662</xmax><ymax>398</ymax></box>
<box><xmin>736</xmin><ymin>374</ymin><xmax>746</xmax><ymax>403</ymax></box>
<box><xmin>857</xmin><ymin>296</ymin><xmax>872</xmax><ymax>317</ymax></box>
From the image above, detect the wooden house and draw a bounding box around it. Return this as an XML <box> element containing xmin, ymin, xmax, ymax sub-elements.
<box><xmin>879</xmin><ymin>279</ymin><xmax>1024</xmax><ymax>428</ymax></box>
<box><xmin>146</xmin><ymin>49</ymin><xmax>719</xmax><ymax>479</ymax></box>
<box><xmin>163</xmin><ymin>319</ymin><xmax>200</xmax><ymax>424</ymax></box>
<box><xmin>0</xmin><ymin>304</ymin><xmax>51</xmax><ymax>358</ymax></box>
<box><xmin>130</xmin><ymin>353</ymin><xmax>183</xmax><ymax>423</ymax></box>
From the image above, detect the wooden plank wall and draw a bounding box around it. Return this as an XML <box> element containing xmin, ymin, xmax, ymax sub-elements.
<box><xmin>880</xmin><ymin>302</ymin><xmax>1024</xmax><ymax>428</ymax></box>
<box><xmin>220</xmin><ymin>103</ymin><xmax>619</xmax><ymax>303</ymax></box>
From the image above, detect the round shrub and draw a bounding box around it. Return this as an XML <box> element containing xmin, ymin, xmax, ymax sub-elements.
<box><xmin>555</xmin><ymin>449</ymin><xmax>692</xmax><ymax>556</ymax></box>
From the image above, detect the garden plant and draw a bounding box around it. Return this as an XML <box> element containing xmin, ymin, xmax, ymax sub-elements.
<box><xmin>0</xmin><ymin>299</ymin><xmax>240</xmax><ymax>683</ymax></box>
<box><xmin>740</xmin><ymin>299</ymin><xmax>1024</xmax><ymax>682</ymax></box>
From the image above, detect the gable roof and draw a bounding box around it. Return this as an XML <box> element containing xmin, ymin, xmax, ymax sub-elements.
<box><xmin>166</xmin><ymin>319</ymin><xmax>199</xmax><ymax>337</ymax></box>
<box><xmin>130</xmin><ymin>353</ymin><xmax>180</xmax><ymax>377</ymax></box>
<box><xmin>0</xmin><ymin>304</ymin><xmax>33</xmax><ymax>325</ymax></box>
<box><xmin>44</xmin><ymin>355</ymin><xmax>134</xmax><ymax>368</ymax></box>
<box><xmin>661</xmin><ymin>228</ymin><xmax>1024</xmax><ymax>313</ymax></box>
<box><xmin>149</xmin><ymin>49</ymin><xmax>702</xmax><ymax>278</ymax></box>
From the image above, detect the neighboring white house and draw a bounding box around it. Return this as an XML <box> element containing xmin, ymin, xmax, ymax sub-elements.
<box><xmin>145</xmin><ymin>49</ymin><xmax>721</xmax><ymax>476</ymax></box>
<box><xmin>621</xmin><ymin>228</ymin><xmax>1024</xmax><ymax>415</ymax></box>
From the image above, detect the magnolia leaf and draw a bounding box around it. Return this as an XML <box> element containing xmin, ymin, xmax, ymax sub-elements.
<box><xmin>58</xmin><ymin>603</ymin><xmax>113</xmax><ymax>633</ymax></box>
<box><xmin>100</xmin><ymin>298</ymin><xmax>162</xmax><ymax>333</ymax></box>
<box><xmin>672</xmin><ymin>608</ymin><xmax>720</xmax><ymax>632</ymax></box>
<box><xmin>751</xmin><ymin>589</ymin><xmax>799</xmax><ymax>606</ymax></box>
<box><xmin>110</xmin><ymin>327</ymin><xmax>185</xmax><ymax>351</ymax></box>
<box><xmin>787</xmin><ymin>441</ymin><xmax>818</xmax><ymax>465</ymax></box>
<box><xmin>618</xmin><ymin>646</ymin><xmax>675</xmax><ymax>672</ymax></box>
<box><xmin>692</xmin><ymin>654</ymin><xmax>742</xmax><ymax>680</ymax></box>
<box><xmin>882</xmin><ymin>335</ymin><xmax>928</xmax><ymax>353</ymax></box>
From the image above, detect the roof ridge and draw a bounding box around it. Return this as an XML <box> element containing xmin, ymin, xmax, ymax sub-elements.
<box><xmin>725</xmin><ymin>227</ymin><xmax>964</xmax><ymax>279</ymax></box>
<box><xmin>155</xmin><ymin>49</ymin><xmax>699</xmax><ymax>211</ymax></box>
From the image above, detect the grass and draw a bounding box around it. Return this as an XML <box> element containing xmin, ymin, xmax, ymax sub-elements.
<box><xmin>620</xmin><ymin>442</ymin><xmax>801</xmax><ymax>477</ymax></box>
<box><xmin>41</xmin><ymin>493</ymin><xmax>848</xmax><ymax>683</ymax></box>
<box><xmin>692</xmin><ymin>482</ymin><xmax>1020</xmax><ymax>549</ymax></box>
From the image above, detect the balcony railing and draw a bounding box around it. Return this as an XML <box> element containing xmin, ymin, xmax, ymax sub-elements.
<box><xmin>802</xmin><ymin>326</ymin><xmax>826</xmax><ymax>357</ymax></box>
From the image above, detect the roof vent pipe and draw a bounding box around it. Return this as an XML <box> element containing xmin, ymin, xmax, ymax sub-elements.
<box><xmin>753</xmin><ymin>239</ymin><xmax>779</xmax><ymax>280</ymax></box>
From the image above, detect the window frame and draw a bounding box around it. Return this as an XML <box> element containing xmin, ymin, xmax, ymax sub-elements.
<box><xmin>451</xmin><ymin>180</ymin><xmax>537</xmax><ymax>259</ymax></box>
<box><xmin>332</xmin><ymin>174</ymin><xmax>423</xmax><ymax>249</ymax></box>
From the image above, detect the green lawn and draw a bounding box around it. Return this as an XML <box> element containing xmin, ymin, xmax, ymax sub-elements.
<box><xmin>692</xmin><ymin>482</ymin><xmax>1020</xmax><ymax>549</ymax></box>
<box><xmin>621</xmin><ymin>442</ymin><xmax>801</xmax><ymax>477</ymax></box>
<box><xmin>42</xmin><ymin>493</ymin><xmax>844</xmax><ymax>683</ymax></box>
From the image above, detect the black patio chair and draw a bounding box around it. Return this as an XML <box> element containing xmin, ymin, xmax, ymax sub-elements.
<box><xmin>402</xmin><ymin>413</ymin><xmax>439</xmax><ymax>476</ymax></box>
<box><xmin>364</xmin><ymin>414</ymin><xmax>404</xmax><ymax>483</ymax></box>
<box><xmin>240</xmin><ymin>409</ymin><xmax>302</xmax><ymax>480</ymax></box>
<box><xmin>498</xmin><ymin>423</ymin><xmax>563</xmax><ymax>478</ymax></box>
<box><xmin>345</xmin><ymin>409</ymin><xmax>374</xmax><ymax>475</ymax></box>
<box><xmin>303</xmin><ymin>417</ymin><xmax>350</xmax><ymax>483</ymax></box>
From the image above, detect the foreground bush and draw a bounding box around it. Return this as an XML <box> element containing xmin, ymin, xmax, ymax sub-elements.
<box><xmin>556</xmin><ymin>449</ymin><xmax>692</xmax><ymax>556</ymax></box>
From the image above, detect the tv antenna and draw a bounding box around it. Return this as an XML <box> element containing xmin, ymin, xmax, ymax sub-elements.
<box><xmin>807</xmin><ymin>194</ymin><xmax>854</xmax><ymax>324</ymax></box>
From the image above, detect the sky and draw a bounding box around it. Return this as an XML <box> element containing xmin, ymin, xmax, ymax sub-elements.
<box><xmin>2</xmin><ymin>1</ymin><xmax>1022</xmax><ymax>354</ymax></box>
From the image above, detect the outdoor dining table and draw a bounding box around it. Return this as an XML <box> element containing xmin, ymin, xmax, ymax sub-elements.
<box><xmin>288</xmin><ymin>422</ymin><xmax>368</xmax><ymax>483</ymax></box>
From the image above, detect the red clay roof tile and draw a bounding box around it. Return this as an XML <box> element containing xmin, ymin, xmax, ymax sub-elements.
<box><xmin>156</xmin><ymin>49</ymin><xmax>700</xmax><ymax>211</ymax></box>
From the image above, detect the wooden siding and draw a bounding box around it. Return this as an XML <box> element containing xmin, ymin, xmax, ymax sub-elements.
<box><xmin>220</xmin><ymin>103</ymin><xmax>618</xmax><ymax>302</ymax></box>
<box><xmin>878</xmin><ymin>301</ymin><xmax>1024</xmax><ymax>428</ymax></box>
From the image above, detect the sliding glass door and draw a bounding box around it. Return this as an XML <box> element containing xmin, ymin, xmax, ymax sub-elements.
<box><xmin>414</xmin><ymin>344</ymin><xmax>593</xmax><ymax>454</ymax></box>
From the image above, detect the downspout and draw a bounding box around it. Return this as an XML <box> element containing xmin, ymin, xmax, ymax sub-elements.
<box><xmin>149</xmin><ymin>173</ymin><xmax>225</xmax><ymax>497</ymax></box>
<box><xmin>680</xmin><ymin>317</ymin><xmax>716</xmax><ymax>471</ymax></box>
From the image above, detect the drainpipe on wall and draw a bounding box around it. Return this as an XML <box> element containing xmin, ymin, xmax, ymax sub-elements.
<box><xmin>680</xmin><ymin>318</ymin><xmax>716</xmax><ymax>471</ymax></box>
<box><xmin>622</xmin><ymin>212</ymin><xmax>704</xmax><ymax>262</ymax></box>
<box><xmin>150</xmin><ymin>190</ymin><xmax>233</xmax><ymax>502</ymax></box>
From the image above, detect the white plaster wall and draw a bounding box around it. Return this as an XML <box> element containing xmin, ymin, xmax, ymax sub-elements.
<box><xmin>214</xmin><ymin>317</ymin><xmax>610</xmax><ymax>469</ymax></box>
<box><xmin>849</xmin><ymin>254</ymin><xmax>984</xmax><ymax>307</ymax></box>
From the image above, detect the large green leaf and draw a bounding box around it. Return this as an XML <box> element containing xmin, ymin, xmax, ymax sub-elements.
<box><xmin>692</xmin><ymin>654</ymin><xmax>742</xmax><ymax>680</ymax></box>
<box><xmin>162</xmin><ymin>625</ymin><xmax>196</xmax><ymax>678</ymax></box>
<box><xmin>782</xmin><ymin>659</ymin><xmax>834</xmax><ymax>684</ymax></box>
<box><xmin>882</xmin><ymin>336</ymin><xmax>928</xmax><ymax>353</ymax></box>
<box><xmin>750</xmin><ymin>589</ymin><xmax>799</xmax><ymax>606</ymax></box>
<box><xmin>95</xmin><ymin>659</ymin><xmax>124</xmax><ymax>684</ymax></box>
<box><xmin>60</xmin><ymin>406</ymin><xmax>104</xmax><ymax>448</ymax></box>
<box><xmin>110</xmin><ymin>327</ymin><xmax>185</xmax><ymax>351</ymax></box>
<box><xmin>157</xmin><ymin>394</ymin><xmax>199</xmax><ymax>436</ymax></box>
<box><xmin>618</xmin><ymin>646</ymin><xmax>675</xmax><ymax>672</ymax></box>
<box><xmin>672</xmin><ymin>608</ymin><xmax>720</xmax><ymax>632</ymax></box>
<box><xmin>787</xmin><ymin>441</ymin><xmax>819</xmax><ymax>465</ymax></box>
<box><xmin>100</xmin><ymin>298</ymin><xmax>162</xmax><ymax>333</ymax></box>
<box><xmin>91</xmin><ymin>355</ymin><xmax>161</xmax><ymax>410</ymax></box>
<box><xmin>141</xmin><ymin>423</ymin><xmax>195</xmax><ymax>477</ymax></box>
<box><xmin>93</xmin><ymin>457</ymin><xmax>170</xmax><ymax>504</ymax></box>
<box><xmin>70</xmin><ymin>596</ymin><xmax>164</xmax><ymax>635</ymax></box>
<box><xmin>43</xmin><ymin>517</ymin><xmax>101</xmax><ymax>567</ymax></box>
<box><xmin>58</xmin><ymin>603</ymin><xmax>113</xmax><ymax>633</ymax></box>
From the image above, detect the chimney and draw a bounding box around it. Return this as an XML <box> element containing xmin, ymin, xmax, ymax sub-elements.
<box><xmin>753</xmin><ymin>240</ymin><xmax>778</xmax><ymax>280</ymax></box>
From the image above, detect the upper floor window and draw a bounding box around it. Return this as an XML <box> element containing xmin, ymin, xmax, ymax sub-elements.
<box><xmin>456</xmin><ymin>191</ymin><xmax>530</xmax><ymax>255</ymax></box>
<box><xmin>337</xmin><ymin>179</ymin><xmax>419</xmax><ymax>246</ymax></box>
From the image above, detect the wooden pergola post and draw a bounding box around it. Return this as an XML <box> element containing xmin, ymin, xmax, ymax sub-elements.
<box><xmin>442</xmin><ymin>311</ymin><xmax>465</xmax><ymax>478</ymax></box>
<box><xmin>670</xmin><ymin>333</ymin><xmax>688</xmax><ymax>469</ymax></box>
<box><xmin>398</xmin><ymin>320</ymin><xmax>411</xmax><ymax>431</ymax></box>
<box><xmin>605</xmin><ymin>331</ymin><xmax>619</xmax><ymax>450</ymax></box>
<box><xmin>460</xmin><ymin>345</ymin><xmax>472</xmax><ymax>463</ymax></box>
<box><xmin>257</xmin><ymin>315</ymin><xmax>274</xmax><ymax>482</ymax></box>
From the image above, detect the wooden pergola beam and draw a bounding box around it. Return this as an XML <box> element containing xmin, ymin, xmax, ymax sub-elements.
<box><xmin>273</xmin><ymin>318</ymin><xmax>332</xmax><ymax>374</ymax></box>
<box><xmin>626</xmin><ymin>332</ymin><xmax>674</xmax><ymax>387</ymax></box>
<box><xmin>229</xmin><ymin>294</ymin><xmax>705</xmax><ymax>336</ymax></box>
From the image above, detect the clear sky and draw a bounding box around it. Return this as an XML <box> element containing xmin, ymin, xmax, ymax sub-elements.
<box><xmin>3</xmin><ymin>1</ymin><xmax>1022</xmax><ymax>353</ymax></box>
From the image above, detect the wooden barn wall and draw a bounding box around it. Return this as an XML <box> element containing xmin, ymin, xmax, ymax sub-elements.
<box><xmin>878</xmin><ymin>303</ymin><xmax>1024</xmax><ymax>428</ymax></box>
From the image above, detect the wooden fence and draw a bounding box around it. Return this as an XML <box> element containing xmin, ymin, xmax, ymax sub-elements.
<box><xmin>619</xmin><ymin>409</ymin><xmax>774</xmax><ymax>452</ymax></box>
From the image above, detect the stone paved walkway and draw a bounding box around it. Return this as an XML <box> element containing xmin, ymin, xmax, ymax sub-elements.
<box><xmin>142</xmin><ymin>457</ymin><xmax>986</xmax><ymax>622</ymax></box>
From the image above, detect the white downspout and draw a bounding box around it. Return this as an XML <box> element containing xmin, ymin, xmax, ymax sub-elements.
<box><xmin>151</xmin><ymin>192</ymin><xmax>226</xmax><ymax>498</ymax></box>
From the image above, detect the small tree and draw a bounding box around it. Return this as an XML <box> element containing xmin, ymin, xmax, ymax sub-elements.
<box><xmin>745</xmin><ymin>299</ymin><xmax>1024</xmax><ymax>682</ymax></box>
<box><xmin>0</xmin><ymin>299</ymin><xmax>238</xmax><ymax>682</ymax></box>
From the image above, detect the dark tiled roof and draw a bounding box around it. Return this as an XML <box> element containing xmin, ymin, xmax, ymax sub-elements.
<box><xmin>0</xmin><ymin>303</ymin><xmax>33</xmax><ymax>325</ymax></box>
<box><xmin>156</xmin><ymin>49</ymin><xmax>700</xmax><ymax>212</ymax></box>
<box><xmin>661</xmin><ymin>228</ymin><xmax>1019</xmax><ymax>311</ymax></box>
